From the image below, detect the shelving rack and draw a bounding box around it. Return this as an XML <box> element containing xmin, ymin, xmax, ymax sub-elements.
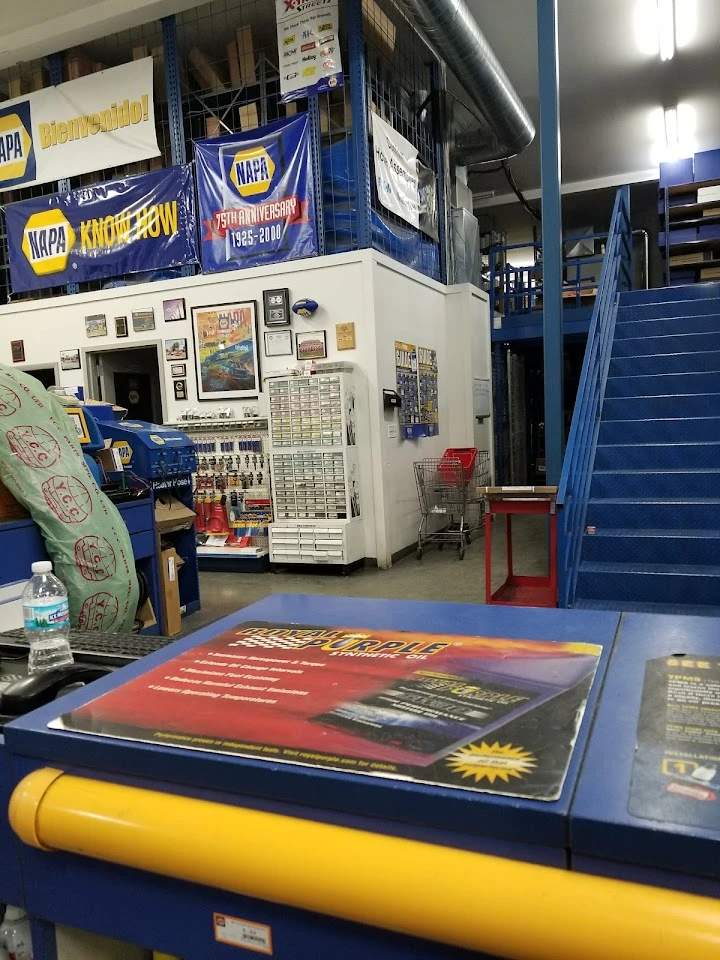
<box><xmin>659</xmin><ymin>149</ymin><xmax>720</xmax><ymax>286</ymax></box>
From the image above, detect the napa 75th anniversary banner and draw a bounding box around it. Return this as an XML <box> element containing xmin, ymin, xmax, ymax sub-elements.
<box><xmin>195</xmin><ymin>113</ymin><xmax>318</xmax><ymax>272</ymax></box>
<box><xmin>5</xmin><ymin>165</ymin><xmax>197</xmax><ymax>293</ymax></box>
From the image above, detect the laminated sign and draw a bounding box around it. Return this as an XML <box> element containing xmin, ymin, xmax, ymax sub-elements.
<box><xmin>195</xmin><ymin>114</ymin><xmax>318</xmax><ymax>272</ymax></box>
<box><xmin>372</xmin><ymin>112</ymin><xmax>438</xmax><ymax>239</ymax></box>
<box><xmin>0</xmin><ymin>59</ymin><xmax>159</xmax><ymax>193</ymax></box>
<box><xmin>276</xmin><ymin>0</ymin><xmax>343</xmax><ymax>102</ymax></box>
<box><xmin>5</xmin><ymin>166</ymin><xmax>197</xmax><ymax>293</ymax></box>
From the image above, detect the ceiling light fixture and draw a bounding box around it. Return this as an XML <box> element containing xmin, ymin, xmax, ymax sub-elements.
<box><xmin>657</xmin><ymin>0</ymin><xmax>675</xmax><ymax>60</ymax></box>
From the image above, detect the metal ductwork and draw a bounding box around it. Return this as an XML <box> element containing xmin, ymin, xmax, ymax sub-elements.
<box><xmin>395</xmin><ymin>0</ymin><xmax>535</xmax><ymax>163</ymax></box>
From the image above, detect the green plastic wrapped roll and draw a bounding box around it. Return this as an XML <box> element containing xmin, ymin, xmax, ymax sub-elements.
<box><xmin>0</xmin><ymin>366</ymin><xmax>139</xmax><ymax>632</ymax></box>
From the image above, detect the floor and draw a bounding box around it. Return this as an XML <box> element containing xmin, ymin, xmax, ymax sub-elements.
<box><xmin>181</xmin><ymin>515</ymin><xmax>549</xmax><ymax>635</ymax></box>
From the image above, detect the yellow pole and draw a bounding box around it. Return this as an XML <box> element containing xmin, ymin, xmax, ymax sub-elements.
<box><xmin>10</xmin><ymin>768</ymin><xmax>720</xmax><ymax>960</ymax></box>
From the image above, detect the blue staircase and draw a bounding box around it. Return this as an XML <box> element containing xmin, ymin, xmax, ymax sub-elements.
<box><xmin>574</xmin><ymin>281</ymin><xmax>720</xmax><ymax>614</ymax></box>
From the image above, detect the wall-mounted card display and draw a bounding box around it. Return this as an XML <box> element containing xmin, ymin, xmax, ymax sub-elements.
<box><xmin>296</xmin><ymin>329</ymin><xmax>327</xmax><ymax>360</ymax></box>
<box><xmin>165</xmin><ymin>338</ymin><xmax>188</xmax><ymax>361</ymax></box>
<box><xmin>174</xmin><ymin>379</ymin><xmax>188</xmax><ymax>401</ymax></box>
<box><xmin>10</xmin><ymin>340</ymin><xmax>25</xmax><ymax>363</ymax></box>
<box><xmin>263</xmin><ymin>288</ymin><xmax>291</xmax><ymax>326</ymax></box>
<box><xmin>264</xmin><ymin>329</ymin><xmax>293</xmax><ymax>357</ymax></box>
<box><xmin>132</xmin><ymin>309</ymin><xmax>155</xmax><ymax>333</ymax></box>
<box><xmin>115</xmin><ymin>316</ymin><xmax>128</xmax><ymax>338</ymax></box>
<box><xmin>85</xmin><ymin>314</ymin><xmax>107</xmax><ymax>338</ymax></box>
<box><xmin>163</xmin><ymin>298</ymin><xmax>186</xmax><ymax>322</ymax></box>
<box><xmin>170</xmin><ymin>363</ymin><xmax>186</xmax><ymax>378</ymax></box>
<box><xmin>191</xmin><ymin>301</ymin><xmax>260</xmax><ymax>401</ymax></box>
<box><xmin>60</xmin><ymin>349</ymin><xmax>81</xmax><ymax>371</ymax></box>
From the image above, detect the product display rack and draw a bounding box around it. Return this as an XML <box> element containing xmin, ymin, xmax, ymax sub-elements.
<box><xmin>268</xmin><ymin>372</ymin><xmax>365</xmax><ymax>568</ymax></box>
<box><xmin>165</xmin><ymin>418</ymin><xmax>271</xmax><ymax>572</ymax></box>
<box><xmin>659</xmin><ymin>150</ymin><xmax>720</xmax><ymax>286</ymax></box>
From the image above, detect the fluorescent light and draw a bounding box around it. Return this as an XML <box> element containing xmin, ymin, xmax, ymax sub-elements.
<box><xmin>658</xmin><ymin>0</ymin><xmax>675</xmax><ymax>60</ymax></box>
<box><xmin>675</xmin><ymin>0</ymin><xmax>697</xmax><ymax>49</ymax></box>
<box><xmin>650</xmin><ymin>103</ymin><xmax>696</xmax><ymax>166</ymax></box>
<box><xmin>634</xmin><ymin>0</ymin><xmax>660</xmax><ymax>56</ymax></box>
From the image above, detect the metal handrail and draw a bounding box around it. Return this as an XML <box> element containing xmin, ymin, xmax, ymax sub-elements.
<box><xmin>557</xmin><ymin>186</ymin><xmax>632</xmax><ymax>608</ymax></box>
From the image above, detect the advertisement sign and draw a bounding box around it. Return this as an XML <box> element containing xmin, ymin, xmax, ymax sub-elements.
<box><xmin>55</xmin><ymin>621</ymin><xmax>602</xmax><ymax>801</ymax></box>
<box><xmin>0</xmin><ymin>59</ymin><xmax>159</xmax><ymax>193</ymax></box>
<box><xmin>276</xmin><ymin>0</ymin><xmax>343</xmax><ymax>102</ymax></box>
<box><xmin>195</xmin><ymin>114</ymin><xmax>318</xmax><ymax>272</ymax></box>
<box><xmin>372</xmin><ymin>113</ymin><xmax>438</xmax><ymax>240</ymax></box>
<box><xmin>418</xmin><ymin>346</ymin><xmax>439</xmax><ymax>436</ymax></box>
<box><xmin>5</xmin><ymin>166</ymin><xmax>197</xmax><ymax>293</ymax></box>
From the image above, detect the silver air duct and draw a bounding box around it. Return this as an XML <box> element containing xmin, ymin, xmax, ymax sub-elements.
<box><xmin>395</xmin><ymin>0</ymin><xmax>535</xmax><ymax>162</ymax></box>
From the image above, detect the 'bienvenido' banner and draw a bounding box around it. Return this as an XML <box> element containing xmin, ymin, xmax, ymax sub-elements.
<box><xmin>0</xmin><ymin>58</ymin><xmax>160</xmax><ymax>193</ymax></box>
<box><xmin>195</xmin><ymin>113</ymin><xmax>318</xmax><ymax>272</ymax></box>
<box><xmin>5</xmin><ymin>165</ymin><xmax>197</xmax><ymax>293</ymax></box>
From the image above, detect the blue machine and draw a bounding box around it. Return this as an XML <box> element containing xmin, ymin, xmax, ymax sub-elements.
<box><xmin>97</xmin><ymin>420</ymin><xmax>196</xmax><ymax>485</ymax></box>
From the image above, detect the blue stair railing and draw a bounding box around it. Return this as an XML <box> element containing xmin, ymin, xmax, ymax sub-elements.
<box><xmin>557</xmin><ymin>185</ymin><xmax>632</xmax><ymax>608</ymax></box>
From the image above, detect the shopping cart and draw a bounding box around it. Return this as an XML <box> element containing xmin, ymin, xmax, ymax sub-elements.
<box><xmin>414</xmin><ymin>449</ymin><xmax>490</xmax><ymax>560</ymax></box>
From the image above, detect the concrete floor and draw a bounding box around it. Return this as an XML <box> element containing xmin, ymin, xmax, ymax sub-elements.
<box><xmin>181</xmin><ymin>515</ymin><xmax>549</xmax><ymax>635</ymax></box>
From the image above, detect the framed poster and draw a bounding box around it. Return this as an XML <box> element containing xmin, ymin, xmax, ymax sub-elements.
<box><xmin>191</xmin><ymin>301</ymin><xmax>260</xmax><ymax>401</ymax></box>
<box><xmin>165</xmin><ymin>338</ymin><xmax>188</xmax><ymax>361</ymax></box>
<box><xmin>60</xmin><ymin>349</ymin><xmax>81</xmax><ymax>371</ymax></box>
<box><xmin>132</xmin><ymin>309</ymin><xmax>155</xmax><ymax>333</ymax></box>
<box><xmin>170</xmin><ymin>363</ymin><xmax>186</xmax><ymax>378</ymax></box>
<box><xmin>174</xmin><ymin>379</ymin><xmax>188</xmax><ymax>400</ymax></box>
<box><xmin>263</xmin><ymin>288</ymin><xmax>291</xmax><ymax>326</ymax></box>
<box><xmin>264</xmin><ymin>329</ymin><xmax>293</xmax><ymax>357</ymax></box>
<box><xmin>10</xmin><ymin>340</ymin><xmax>24</xmax><ymax>363</ymax></box>
<box><xmin>85</xmin><ymin>314</ymin><xmax>107</xmax><ymax>338</ymax></box>
<box><xmin>296</xmin><ymin>330</ymin><xmax>326</xmax><ymax>360</ymax></box>
<box><xmin>115</xmin><ymin>316</ymin><xmax>128</xmax><ymax>338</ymax></box>
<box><xmin>163</xmin><ymin>298</ymin><xmax>186</xmax><ymax>322</ymax></box>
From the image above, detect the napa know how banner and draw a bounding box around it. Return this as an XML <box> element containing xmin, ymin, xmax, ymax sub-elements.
<box><xmin>195</xmin><ymin>113</ymin><xmax>318</xmax><ymax>272</ymax></box>
<box><xmin>5</xmin><ymin>165</ymin><xmax>197</xmax><ymax>293</ymax></box>
<box><xmin>0</xmin><ymin>58</ymin><xmax>160</xmax><ymax>193</ymax></box>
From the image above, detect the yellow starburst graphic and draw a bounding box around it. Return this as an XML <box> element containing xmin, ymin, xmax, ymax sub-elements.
<box><xmin>446</xmin><ymin>741</ymin><xmax>537</xmax><ymax>784</ymax></box>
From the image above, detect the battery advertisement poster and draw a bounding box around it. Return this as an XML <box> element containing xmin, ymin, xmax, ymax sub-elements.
<box><xmin>5</xmin><ymin>165</ymin><xmax>197</xmax><ymax>293</ymax></box>
<box><xmin>55</xmin><ymin>622</ymin><xmax>602</xmax><ymax>801</ymax></box>
<box><xmin>418</xmin><ymin>346</ymin><xmax>439</xmax><ymax>437</ymax></box>
<box><xmin>630</xmin><ymin>655</ymin><xmax>720</xmax><ymax>827</ymax></box>
<box><xmin>395</xmin><ymin>341</ymin><xmax>439</xmax><ymax>440</ymax></box>
<box><xmin>195</xmin><ymin>114</ymin><xmax>318</xmax><ymax>273</ymax></box>
<box><xmin>275</xmin><ymin>0</ymin><xmax>344</xmax><ymax>102</ymax></box>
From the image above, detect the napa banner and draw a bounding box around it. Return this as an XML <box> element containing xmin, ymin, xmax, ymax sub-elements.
<box><xmin>5</xmin><ymin>165</ymin><xmax>197</xmax><ymax>293</ymax></box>
<box><xmin>0</xmin><ymin>58</ymin><xmax>160</xmax><ymax>193</ymax></box>
<box><xmin>195</xmin><ymin>113</ymin><xmax>318</xmax><ymax>272</ymax></box>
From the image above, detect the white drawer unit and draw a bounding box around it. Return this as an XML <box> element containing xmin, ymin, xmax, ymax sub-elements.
<box><xmin>270</xmin><ymin>519</ymin><xmax>364</xmax><ymax>566</ymax></box>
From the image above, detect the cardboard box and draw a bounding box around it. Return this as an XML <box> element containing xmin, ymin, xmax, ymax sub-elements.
<box><xmin>136</xmin><ymin>597</ymin><xmax>157</xmax><ymax>631</ymax></box>
<box><xmin>701</xmin><ymin>266</ymin><xmax>720</xmax><ymax>280</ymax></box>
<box><xmin>155</xmin><ymin>495</ymin><xmax>196</xmax><ymax>534</ymax></box>
<box><xmin>0</xmin><ymin>479</ymin><xmax>28</xmax><ymax>521</ymax></box>
<box><xmin>236</xmin><ymin>24</ymin><xmax>256</xmax><ymax>86</ymax></box>
<box><xmin>239</xmin><ymin>103</ymin><xmax>259</xmax><ymax>131</ymax></box>
<box><xmin>160</xmin><ymin>546</ymin><xmax>184</xmax><ymax>637</ymax></box>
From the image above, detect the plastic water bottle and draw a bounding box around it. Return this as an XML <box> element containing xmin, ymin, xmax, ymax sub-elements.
<box><xmin>0</xmin><ymin>906</ymin><xmax>32</xmax><ymax>960</ymax></box>
<box><xmin>22</xmin><ymin>561</ymin><xmax>74</xmax><ymax>673</ymax></box>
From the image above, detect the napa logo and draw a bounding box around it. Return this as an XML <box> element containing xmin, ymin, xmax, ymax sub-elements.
<box><xmin>21</xmin><ymin>210</ymin><xmax>76</xmax><ymax>277</ymax></box>
<box><xmin>229</xmin><ymin>145</ymin><xmax>275</xmax><ymax>198</ymax></box>
<box><xmin>0</xmin><ymin>102</ymin><xmax>34</xmax><ymax>185</ymax></box>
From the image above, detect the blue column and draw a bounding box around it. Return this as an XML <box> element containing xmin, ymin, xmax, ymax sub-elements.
<box><xmin>346</xmin><ymin>0</ymin><xmax>371</xmax><ymax>249</ymax></box>
<box><xmin>162</xmin><ymin>15</ymin><xmax>186</xmax><ymax>166</ymax></box>
<box><xmin>537</xmin><ymin>0</ymin><xmax>563</xmax><ymax>484</ymax></box>
<box><xmin>429</xmin><ymin>61</ymin><xmax>448</xmax><ymax>283</ymax></box>
<box><xmin>48</xmin><ymin>53</ymin><xmax>80</xmax><ymax>296</ymax></box>
<box><xmin>308</xmin><ymin>96</ymin><xmax>326</xmax><ymax>256</ymax></box>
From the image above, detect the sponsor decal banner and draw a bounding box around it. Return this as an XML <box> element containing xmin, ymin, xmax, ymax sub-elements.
<box><xmin>276</xmin><ymin>0</ymin><xmax>343</xmax><ymax>102</ymax></box>
<box><xmin>5</xmin><ymin>165</ymin><xmax>197</xmax><ymax>293</ymax></box>
<box><xmin>0</xmin><ymin>58</ymin><xmax>159</xmax><ymax>193</ymax></box>
<box><xmin>195</xmin><ymin>114</ymin><xmax>318</xmax><ymax>272</ymax></box>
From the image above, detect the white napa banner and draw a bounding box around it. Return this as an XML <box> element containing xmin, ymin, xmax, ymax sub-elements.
<box><xmin>371</xmin><ymin>112</ymin><xmax>420</xmax><ymax>228</ymax></box>
<box><xmin>0</xmin><ymin>58</ymin><xmax>160</xmax><ymax>194</ymax></box>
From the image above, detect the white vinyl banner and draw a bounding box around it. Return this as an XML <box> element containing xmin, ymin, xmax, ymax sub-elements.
<box><xmin>371</xmin><ymin>112</ymin><xmax>420</xmax><ymax>228</ymax></box>
<box><xmin>0</xmin><ymin>58</ymin><xmax>160</xmax><ymax>194</ymax></box>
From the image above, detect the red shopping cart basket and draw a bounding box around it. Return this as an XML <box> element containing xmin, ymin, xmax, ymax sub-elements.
<box><xmin>438</xmin><ymin>448</ymin><xmax>478</xmax><ymax>485</ymax></box>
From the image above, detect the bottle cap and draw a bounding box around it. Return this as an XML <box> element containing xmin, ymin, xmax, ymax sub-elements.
<box><xmin>4</xmin><ymin>907</ymin><xmax>26</xmax><ymax>921</ymax></box>
<box><xmin>31</xmin><ymin>561</ymin><xmax>52</xmax><ymax>574</ymax></box>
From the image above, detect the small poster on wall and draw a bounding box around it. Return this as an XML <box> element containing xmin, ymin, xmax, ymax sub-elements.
<box><xmin>85</xmin><ymin>315</ymin><xmax>107</xmax><ymax>338</ymax></box>
<box><xmin>418</xmin><ymin>346</ymin><xmax>439</xmax><ymax>437</ymax></box>
<box><xmin>132</xmin><ymin>309</ymin><xmax>155</xmax><ymax>333</ymax></box>
<box><xmin>60</xmin><ymin>349</ymin><xmax>81</xmax><ymax>371</ymax></box>
<box><xmin>296</xmin><ymin>330</ymin><xmax>327</xmax><ymax>360</ymax></box>
<box><xmin>395</xmin><ymin>340</ymin><xmax>421</xmax><ymax>440</ymax></box>
<box><xmin>165</xmin><ymin>338</ymin><xmax>188</xmax><ymax>361</ymax></box>
<box><xmin>163</xmin><ymin>298</ymin><xmax>186</xmax><ymax>322</ymax></box>
<box><xmin>191</xmin><ymin>302</ymin><xmax>260</xmax><ymax>400</ymax></box>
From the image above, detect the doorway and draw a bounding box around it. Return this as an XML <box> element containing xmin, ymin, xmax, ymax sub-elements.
<box><xmin>85</xmin><ymin>344</ymin><xmax>165</xmax><ymax>424</ymax></box>
<box><xmin>20</xmin><ymin>364</ymin><xmax>58</xmax><ymax>389</ymax></box>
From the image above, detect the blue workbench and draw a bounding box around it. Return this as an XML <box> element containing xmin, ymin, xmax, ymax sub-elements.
<box><xmin>2</xmin><ymin>595</ymin><xmax>619</xmax><ymax>960</ymax></box>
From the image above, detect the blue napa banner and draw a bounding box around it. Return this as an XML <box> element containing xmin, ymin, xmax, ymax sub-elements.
<box><xmin>195</xmin><ymin>113</ymin><xmax>317</xmax><ymax>272</ymax></box>
<box><xmin>5</xmin><ymin>165</ymin><xmax>197</xmax><ymax>293</ymax></box>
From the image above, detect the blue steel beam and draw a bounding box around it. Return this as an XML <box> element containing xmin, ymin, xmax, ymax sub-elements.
<box><xmin>48</xmin><ymin>53</ymin><xmax>79</xmax><ymax>296</ymax></box>
<box><xmin>346</xmin><ymin>0</ymin><xmax>372</xmax><ymax>249</ymax></box>
<box><xmin>429</xmin><ymin>61</ymin><xmax>448</xmax><ymax>284</ymax></box>
<box><xmin>537</xmin><ymin>0</ymin><xmax>563</xmax><ymax>484</ymax></box>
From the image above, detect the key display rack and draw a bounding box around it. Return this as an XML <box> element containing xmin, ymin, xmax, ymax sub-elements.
<box><xmin>268</xmin><ymin>373</ymin><xmax>365</xmax><ymax>569</ymax></box>
<box><xmin>166</xmin><ymin>418</ymin><xmax>271</xmax><ymax>572</ymax></box>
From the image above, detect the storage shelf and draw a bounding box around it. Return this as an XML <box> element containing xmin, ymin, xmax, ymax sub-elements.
<box><xmin>669</xmin><ymin>257</ymin><xmax>720</xmax><ymax>272</ymax></box>
<box><xmin>667</xmin><ymin>202</ymin><xmax>720</xmax><ymax>221</ymax></box>
<box><xmin>668</xmin><ymin>178</ymin><xmax>720</xmax><ymax>196</ymax></box>
<box><xmin>666</xmin><ymin>238</ymin><xmax>720</xmax><ymax>255</ymax></box>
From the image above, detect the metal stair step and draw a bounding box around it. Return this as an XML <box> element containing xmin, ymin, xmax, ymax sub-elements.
<box><xmin>598</xmin><ymin>417</ymin><xmax>720</xmax><ymax>443</ymax></box>
<box><xmin>602</xmin><ymin>394</ymin><xmax>720</xmax><ymax>420</ymax></box>
<box><xmin>610</xmin><ymin>350</ymin><xmax>720</xmax><ymax>377</ymax></box>
<box><xmin>586</xmin><ymin>498</ymin><xmax>720</xmax><ymax>530</ymax></box>
<box><xmin>615</xmin><ymin>314</ymin><xmax>720</xmax><ymax>339</ymax></box>
<box><xmin>620</xmin><ymin>284</ymin><xmax>720</xmax><ymax>307</ymax></box>
<box><xmin>616</xmin><ymin>298</ymin><xmax>720</xmax><ymax>322</ymax></box>
<box><xmin>576</xmin><ymin>560</ymin><xmax>720</xmax><ymax>605</ymax></box>
<box><xmin>605</xmin><ymin>371</ymin><xmax>720</xmax><ymax>398</ymax></box>
<box><xmin>594</xmin><ymin>442</ymin><xmax>720</xmax><ymax>470</ymax></box>
<box><xmin>582</xmin><ymin>528</ymin><xmax>720</xmax><ymax>565</ymax></box>
<box><xmin>573</xmin><ymin>598</ymin><xmax>720</xmax><ymax>617</ymax></box>
<box><xmin>590</xmin><ymin>469</ymin><xmax>720</xmax><ymax>499</ymax></box>
<box><xmin>612</xmin><ymin>331</ymin><xmax>720</xmax><ymax>358</ymax></box>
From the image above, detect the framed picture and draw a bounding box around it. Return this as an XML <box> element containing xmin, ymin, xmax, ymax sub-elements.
<box><xmin>264</xmin><ymin>329</ymin><xmax>293</xmax><ymax>357</ymax></box>
<box><xmin>165</xmin><ymin>338</ymin><xmax>188</xmax><ymax>361</ymax></box>
<box><xmin>115</xmin><ymin>316</ymin><xmax>128</xmax><ymax>338</ymax></box>
<box><xmin>296</xmin><ymin>329</ymin><xmax>327</xmax><ymax>360</ymax></box>
<box><xmin>132</xmin><ymin>309</ymin><xmax>155</xmax><ymax>333</ymax></box>
<box><xmin>173</xmin><ymin>379</ymin><xmax>188</xmax><ymax>401</ymax></box>
<box><xmin>170</xmin><ymin>363</ymin><xmax>186</xmax><ymax>378</ymax></box>
<box><xmin>163</xmin><ymin>298</ymin><xmax>186</xmax><ymax>322</ymax></box>
<box><xmin>263</xmin><ymin>288</ymin><xmax>291</xmax><ymax>326</ymax></box>
<box><xmin>85</xmin><ymin>314</ymin><xmax>107</xmax><ymax>338</ymax></box>
<box><xmin>191</xmin><ymin>301</ymin><xmax>260</xmax><ymax>401</ymax></box>
<box><xmin>60</xmin><ymin>349</ymin><xmax>81</xmax><ymax>371</ymax></box>
<box><xmin>10</xmin><ymin>340</ymin><xmax>24</xmax><ymax>363</ymax></box>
